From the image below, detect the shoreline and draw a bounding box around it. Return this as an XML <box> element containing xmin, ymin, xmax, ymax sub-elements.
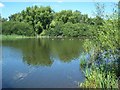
<box><xmin>1</xmin><ymin>35</ymin><xmax>92</xmax><ymax>40</ymax></box>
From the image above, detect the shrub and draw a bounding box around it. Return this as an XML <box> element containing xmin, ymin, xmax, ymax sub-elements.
<box><xmin>2</xmin><ymin>21</ymin><xmax>34</xmax><ymax>36</ymax></box>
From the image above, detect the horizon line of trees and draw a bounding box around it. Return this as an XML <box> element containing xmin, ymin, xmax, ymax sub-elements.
<box><xmin>1</xmin><ymin>5</ymin><xmax>104</xmax><ymax>37</ymax></box>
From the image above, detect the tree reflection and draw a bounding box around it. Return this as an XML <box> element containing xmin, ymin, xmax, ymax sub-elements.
<box><xmin>2</xmin><ymin>38</ymin><xmax>84</xmax><ymax>66</ymax></box>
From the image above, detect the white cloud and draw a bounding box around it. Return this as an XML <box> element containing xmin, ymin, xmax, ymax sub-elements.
<box><xmin>0</xmin><ymin>3</ymin><xmax>4</xmax><ymax>8</ymax></box>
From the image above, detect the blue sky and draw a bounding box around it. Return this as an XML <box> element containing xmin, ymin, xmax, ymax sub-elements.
<box><xmin>0</xmin><ymin>2</ymin><xmax>117</xmax><ymax>18</ymax></box>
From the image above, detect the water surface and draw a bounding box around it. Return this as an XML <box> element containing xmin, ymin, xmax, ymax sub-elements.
<box><xmin>2</xmin><ymin>38</ymin><xmax>85</xmax><ymax>88</ymax></box>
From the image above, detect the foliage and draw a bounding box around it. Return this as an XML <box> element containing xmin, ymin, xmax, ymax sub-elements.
<box><xmin>2</xmin><ymin>6</ymin><xmax>99</xmax><ymax>37</ymax></box>
<box><xmin>9</xmin><ymin>6</ymin><xmax>54</xmax><ymax>36</ymax></box>
<box><xmin>80</xmin><ymin>2</ymin><xmax>119</xmax><ymax>88</ymax></box>
<box><xmin>45</xmin><ymin>21</ymin><xmax>64</xmax><ymax>36</ymax></box>
<box><xmin>2</xmin><ymin>21</ymin><xmax>34</xmax><ymax>36</ymax></box>
<box><xmin>0</xmin><ymin>15</ymin><xmax>7</xmax><ymax>22</ymax></box>
<box><xmin>45</xmin><ymin>22</ymin><xmax>91</xmax><ymax>37</ymax></box>
<box><xmin>54</xmin><ymin>10</ymin><xmax>90</xmax><ymax>24</ymax></box>
<box><xmin>63</xmin><ymin>22</ymin><xmax>90</xmax><ymax>37</ymax></box>
<box><xmin>80</xmin><ymin>65</ymin><xmax>118</xmax><ymax>88</ymax></box>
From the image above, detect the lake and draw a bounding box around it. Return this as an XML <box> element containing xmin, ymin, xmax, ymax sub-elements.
<box><xmin>2</xmin><ymin>38</ymin><xmax>86</xmax><ymax>88</ymax></box>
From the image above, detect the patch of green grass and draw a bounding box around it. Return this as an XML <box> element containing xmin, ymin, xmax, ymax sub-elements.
<box><xmin>1</xmin><ymin>35</ymin><xmax>34</xmax><ymax>40</ymax></box>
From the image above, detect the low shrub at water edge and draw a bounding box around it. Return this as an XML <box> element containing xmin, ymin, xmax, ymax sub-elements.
<box><xmin>80</xmin><ymin>65</ymin><xmax>118</xmax><ymax>88</ymax></box>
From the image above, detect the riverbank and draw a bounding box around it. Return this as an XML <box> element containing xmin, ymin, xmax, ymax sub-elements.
<box><xmin>1</xmin><ymin>35</ymin><xmax>91</xmax><ymax>41</ymax></box>
<box><xmin>1</xmin><ymin>35</ymin><xmax>35</xmax><ymax>40</ymax></box>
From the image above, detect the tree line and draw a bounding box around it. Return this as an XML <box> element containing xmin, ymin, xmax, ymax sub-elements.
<box><xmin>1</xmin><ymin>6</ymin><xmax>103</xmax><ymax>37</ymax></box>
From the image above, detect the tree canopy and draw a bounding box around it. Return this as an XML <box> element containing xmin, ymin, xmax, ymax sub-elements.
<box><xmin>2</xmin><ymin>5</ymin><xmax>102</xmax><ymax>37</ymax></box>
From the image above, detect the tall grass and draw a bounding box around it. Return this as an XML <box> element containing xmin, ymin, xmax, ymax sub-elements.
<box><xmin>80</xmin><ymin>64</ymin><xmax>118</xmax><ymax>88</ymax></box>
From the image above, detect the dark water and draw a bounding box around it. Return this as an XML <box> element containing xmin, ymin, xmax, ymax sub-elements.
<box><xmin>2</xmin><ymin>38</ymin><xmax>85</xmax><ymax>88</ymax></box>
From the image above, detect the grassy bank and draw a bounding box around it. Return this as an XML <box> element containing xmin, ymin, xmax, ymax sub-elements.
<box><xmin>0</xmin><ymin>35</ymin><xmax>65</xmax><ymax>41</ymax></box>
<box><xmin>1</xmin><ymin>35</ymin><xmax>91</xmax><ymax>41</ymax></box>
<box><xmin>1</xmin><ymin>35</ymin><xmax>35</xmax><ymax>40</ymax></box>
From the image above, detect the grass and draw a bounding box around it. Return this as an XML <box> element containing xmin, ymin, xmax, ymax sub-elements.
<box><xmin>1</xmin><ymin>35</ymin><xmax>35</xmax><ymax>40</ymax></box>
<box><xmin>1</xmin><ymin>35</ymin><xmax>90</xmax><ymax>41</ymax></box>
<box><xmin>80</xmin><ymin>65</ymin><xmax>118</xmax><ymax>88</ymax></box>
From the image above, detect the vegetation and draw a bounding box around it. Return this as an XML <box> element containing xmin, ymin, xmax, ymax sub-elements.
<box><xmin>2</xmin><ymin>21</ymin><xmax>33</xmax><ymax>36</ymax></box>
<box><xmin>1</xmin><ymin>2</ymin><xmax>120</xmax><ymax>89</ymax></box>
<box><xmin>80</xmin><ymin>64</ymin><xmax>118</xmax><ymax>88</ymax></box>
<box><xmin>1</xmin><ymin>35</ymin><xmax>34</xmax><ymax>41</ymax></box>
<box><xmin>80</xmin><ymin>2</ymin><xmax>119</xmax><ymax>89</ymax></box>
<box><xmin>1</xmin><ymin>6</ymin><xmax>100</xmax><ymax>37</ymax></box>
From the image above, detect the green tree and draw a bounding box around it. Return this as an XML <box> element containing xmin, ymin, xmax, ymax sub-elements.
<box><xmin>54</xmin><ymin>10</ymin><xmax>73</xmax><ymax>23</ymax></box>
<box><xmin>9</xmin><ymin>6</ymin><xmax>54</xmax><ymax>36</ymax></box>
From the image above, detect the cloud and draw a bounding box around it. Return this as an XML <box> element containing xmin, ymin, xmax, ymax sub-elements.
<box><xmin>0</xmin><ymin>3</ymin><xmax>4</xmax><ymax>8</ymax></box>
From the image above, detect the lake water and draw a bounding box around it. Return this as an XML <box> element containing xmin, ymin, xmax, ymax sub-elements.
<box><xmin>2</xmin><ymin>38</ymin><xmax>85</xmax><ymax>88</ymax></box>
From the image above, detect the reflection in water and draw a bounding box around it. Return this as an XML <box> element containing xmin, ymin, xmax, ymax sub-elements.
<box><xmin>3</xmin><ymin>38</ymin><xmax>84</xmax><ymax>66</ymax></box>
<box><xmin>22</xmin><ymin>39</ymin><xmax>52</xmax><ymax>66</ymax></box>
<box><xmin>2</xmin><ymin>38</ymin><xmax>85</xmax><ymax>88</ymax></box>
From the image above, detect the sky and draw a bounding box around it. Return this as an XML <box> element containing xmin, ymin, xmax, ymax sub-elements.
<box><xmin>0</xmin><ymin>2</ymin><xmax>118</xmax><ymax>18</ymax></box>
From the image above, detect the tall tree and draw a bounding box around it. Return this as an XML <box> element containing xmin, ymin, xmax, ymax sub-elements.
<box><xmin>9</xmin><ymin>6</ymin><xmax>54</xmax><ymax>36</ymax></box>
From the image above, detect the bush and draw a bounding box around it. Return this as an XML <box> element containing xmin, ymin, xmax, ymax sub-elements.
<box><xmin>2</xmin><ymin>21</ymin><xmax>34</xmax><ymax>36</ymax></box>
<box><xmin>2</xmin><ymin>21</ymin><xmax>14</xmax><ymax>35</ymax></box>
<box><xmin>45</xmin><ymin>21</ymin><xmax>91</xmax><ymax>37</ymax></box>
<box><xmin>45</xmin><ymin>21</ymin><xmax>64</xmax><ymax>36</ymax></box>
<box><xmin>62</xmin><ymin>22</ymin><xmax>90</xmax><ymax>37</ymax></box>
